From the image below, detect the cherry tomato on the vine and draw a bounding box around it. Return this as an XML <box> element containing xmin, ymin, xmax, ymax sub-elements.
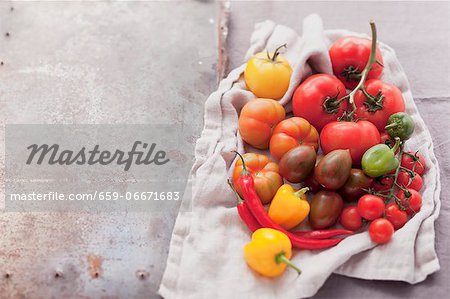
<box><xmin>329</xmin><ymin>36</ymin><xmax>384</xmax><ymax>89</ymax></box>
<box><xmin>354</xmin><ymin>79</ymin><xmax>405</xmax><ymax>132</ymax></box>
<box><xmin>401</xmin><ymin>152</ymin><xmax>426</xmax><ymax>175</ymax></box>
<box><xmin>371</xmin><ymin>176</ymin><xmax>393</xmax><ymax>192</ymax></box>
<box><xmin>396</xmin><ymin>171</ymin><xmax>423</xmax><ymax>191</ymax></box>
<box><xmin>292</xmin><ymin>74</ymin><xmax>347</xmax><ymax>131</ymax></box>
<box><xmin>369</xmin><ymin>218</ymin><xmax>394</xmax><ymax>244</ymax></box>
<box><xmin>357</xmin><ymin>194</ymin><xmax>385</xmax><ymax>220</ymax></box>
<box><xmin>396</xmin><ymin>189</ymin><xmax>422</xmax><ymax>215</ymax></box>
<box><xmin>385</xmin><ymin>203</ymin><xmax>408</xmax><ymax>230</ymax></box>
<box><xmin>339</xmin><ymin>206</ymin><xmax>363</xmax><ymax>231</ymax></box>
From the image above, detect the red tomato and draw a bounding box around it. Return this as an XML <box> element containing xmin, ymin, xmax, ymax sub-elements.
<box><xmin>357</xmin><ymin>194</ymin><xmax>385</xmax><ymax>220</ymax></box>
<box><xmin>396</xmin><ymin>171</ymin><xmax>423</xmax><ymax>191</ymax></box>
<box><xmin>385</xmin><ymin>203</ymin><xmax>408</xmax><ymax>230</ymax></box>
<box><xmin>396</xmin><ymin>189</ymin><xmax>422</xmax><ymax>215</ymax></box>
<box><xmin>401</xmin><ymin>152</ymin><xmax>426</xmax><ymax>175</ymax></box>
<box><xmin>380</xmin><ymin>131</ymin><xmax>391</xmax><ymax>144</ymax></box>
<box><xmin>371</xmin><ymin>176</ymin><xmax>393</xmax><ymax>192</ymax></box>
<box><xmin>339</xmin><ymin>206</ymin><xmax>362</xmax><ymax>231</ymax></box>
<box><xmin>329</xmin><ymin>36</ymin><xmax>384</xmax><ymax>89</ymax></box>
<box><xmin>292</xmin><ymin>74</ymin><xmax>347</xmax><ymax>131</ymax></box>
<box><xmin>320</xmin><ymin>120</ymin><xmax>381</xmax><ymax>166</ymax></box>
<box><xmin>369</xmin><ymin>218</ymin><xmax>394</xmax><ymax>244</ymax></box>
<box><xmin>354</xmin><ymin>80</ymin><xmax>405</xmax><ymax>131</ymax></box>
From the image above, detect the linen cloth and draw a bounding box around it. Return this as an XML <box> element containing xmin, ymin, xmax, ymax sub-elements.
<box><xmin>159</xmin><ymin>14</ymin><xmax>441</xmax><ymax>299</ymax></box>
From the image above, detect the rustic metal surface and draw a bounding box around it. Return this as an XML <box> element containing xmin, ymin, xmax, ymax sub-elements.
<box><xmin>0</xmin><ymin>1</ymin><xmax>218</xmax><ymax>298</ymax></box>
<box><xmin>227</xmin><ymin>1</ymin><xmax>450</xmax><ymax>298</ymax></box>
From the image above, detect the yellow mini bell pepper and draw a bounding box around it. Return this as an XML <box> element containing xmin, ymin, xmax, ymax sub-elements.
<box><xmin>244</xmin><ymin>228</ymin><xmax>301</xmax><ymax>277</ymax></box>
<box><xmin>268</xmin><ymin>184</ymin><xmax>310</xmax><ymax>230</ymax></box>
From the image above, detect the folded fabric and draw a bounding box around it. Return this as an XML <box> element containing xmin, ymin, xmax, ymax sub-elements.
<box><xmin>159</xmin><ymin>14</ymin><xmax>441</xmax><ymax>299</ymax></box>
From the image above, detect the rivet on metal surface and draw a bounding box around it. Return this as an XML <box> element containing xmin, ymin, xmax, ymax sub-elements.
<box><xmin>136</xmin><ymin>270</ymin><xmax>149</xmax><ymax>280</ymax></box>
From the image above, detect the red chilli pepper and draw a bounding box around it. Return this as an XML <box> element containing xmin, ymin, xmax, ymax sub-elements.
<box><xmin>233</xmin><ymin>151</ymin><xmax>343</xmax><ymax>250</ymax></box>
<box><xmin>293</xmin><ymin>229</ymin><xmax>354</xmax><ymax>239</ymax></box>
<box><xmin>228</xmin><ymin>179</ymin><xmax>260</xmax><ymax>232</ymax></box>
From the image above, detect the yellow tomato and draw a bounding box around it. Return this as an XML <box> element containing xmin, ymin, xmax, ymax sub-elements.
<box><xmin>244</xmin><ymin>45</ymin><xmax>292</xmax><ymax>100</ymax></box>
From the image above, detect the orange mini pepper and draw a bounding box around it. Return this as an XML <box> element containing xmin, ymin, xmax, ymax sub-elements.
<box><xmin>268</xmin><ymin>184</ymin><xmax>310</xmax><ymax>230</ymax></box>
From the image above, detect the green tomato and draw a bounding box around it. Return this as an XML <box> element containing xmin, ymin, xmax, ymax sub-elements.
<box><xmin>362</xmin><ymin>140</ymin><xmax>400</xmax><ymax>178</ymax></box>
<box><xmin>385</xmin><ymin>112</ymin><xmax>415</xmax><ymax>141</ymax></box>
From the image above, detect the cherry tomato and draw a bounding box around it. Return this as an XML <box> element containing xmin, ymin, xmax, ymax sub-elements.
<box><xmin>292</xmin><ymin>74</ymin><xmax>347</xmax><ymax>131</ymax></box>
<box><xmin>354</xmin><ymin>80</ymin><xmax>405</xmax><ymax>131</ymax></box>
<box><xmin>279</xmin><ymin>145</ymin><xmax>316</xmax><ymax>183</ymax></box>
<box><xmin>385</xmin><ymin>203</ymin><xmax>408</xmax><ymax>230</ymax></box>
<box><xmin>269</xmin><ymin>117</ymin><xmax>319</xmax><ymax>161</ymax></box>
<box><xmin>238</xmin><ymin>98</ymin><xmax>286</xmax><ymax>149</ymax></box>
<box><xmin>401</xmin><ymin>152</ymin><xmax>426</xmax><ymax>175</ymax></box>
<box><xmin>320</xmin><ymin>120</ymin><xmax>381</xmax><ymax>166</ymax></box>
<box><xmin>369</xmin><ymin>218</ymin><xmax>394</xmax><ymax>244</ymax></box>
<box><xmin>396</xmin><ymin>189</ymin><xmax>422</xmax><ymax>215</ymax></box>
<box><xmin>380</xmin><ymin>131</ymin><xmax>391</xmax><ymax>144</ymax></box>
<box><xmin>339</xmin><ymin>206</ymin><xmax>363</xmax><ymax>231</ymax></box>
<box><xmin>232</xmin><ymin>153</ymin><xmax>283</xmax><ymax>205</ymax></box>
<box><xmin>302</xmin><ymin>155</ymin><xmax>323</xmax><ymax>193</ymax></box>
<box><xmin>309</xmin><ymin>191</ymin><xmax>343</xmax><ymax>229</ymax></box>
<box><xmin>357</xmin><ymin>194</ymin><xmax>385</xmax><ymax>220</ymax></box>
<box><xmin>371</xmin><ymin>176</ymin><xmax>393</xmax><ymax>192</ymax></box>
<box><xmin>314</xmin><ymin>149</ymin><xmax>352</xmax><ymax>190</ymax></box>
<box><xmin>339</xmin><ymin>169</ymin><xmax>373</xmax><ymax>201</ymax></box>
<box><xmin>329</xmin><ymin>36</ymin><xmax>384</xmax><ymax>89</ymax></box>
<box><xmin>396</xmin><ymin>171</ymin><xmax>423</xmax><ymax>191</ymax></box>
<box><xmin>244</xmin><ymin>45</ymin><xmax>292</xmax><ymax>100</ymax></box>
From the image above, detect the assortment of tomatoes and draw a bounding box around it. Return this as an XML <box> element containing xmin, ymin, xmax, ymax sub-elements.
<box><xmin>235</xmin><ymin>22</ymin><xmax>426</xmax><ymax>247</ymax></box>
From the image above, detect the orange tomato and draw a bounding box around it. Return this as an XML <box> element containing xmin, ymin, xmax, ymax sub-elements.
<box><xmin>238</xmin><ymin>98</ymin><xmax>286</xmax><ymax>149</ymax></box>
<box><xmin>233</xmin><ymin>153</ymin><xmax>283</xmax><ymax>204</ymax></box>
<box><xmin>269</xmin><ymin>117</ymin><xmax>319</xmax><ymax>161</ymax></box>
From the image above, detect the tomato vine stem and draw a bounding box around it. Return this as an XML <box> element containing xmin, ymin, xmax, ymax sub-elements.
<box><xmin>340</xmin><ymin>21</ymin><xmax>379</xmax><ymax>120</ymax></box>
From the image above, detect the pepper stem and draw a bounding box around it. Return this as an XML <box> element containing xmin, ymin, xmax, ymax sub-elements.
<box><xmin>384</xmin><ymin>122</ymin><xmax>397</xmax><ymax>130</ymax></box>
<box><xmin>227</xmin><ymin>179</ymin><xmax>243</xmax><ymax>204</ymax></box>
<box><xmin>391</xmin><ymin>137</ymin><xmax>401</xmax><ymax>153</ymax></box>
<box><xmin>275</xmin><ymin>253</ymin><xmax>301</xmax><ymax>276</ymax></box>
<box><xmin>294</xmin><ymin>187</ymin><xmax>309</xmax><ymax>198</ymax></box>
<box><xmin>232</xmin><ymin>150</ymin><xmax>249</xmax><ymax>175</ymax></box>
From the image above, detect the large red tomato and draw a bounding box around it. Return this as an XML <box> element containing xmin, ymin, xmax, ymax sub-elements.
<box><xmin>292</xmin><ymin>74</ymin><xmax>347</xmax><ymax>131</ymax></box>
<box><xmin>320</xmin><ymin>120</ymin><xmax>381</xmax><ymax>166</ymax></box>
<box><xmin>354</xmin><ymin>79</ymin><xmax>405</xmax><ymax>131</ymax></box>
<box><xmin>329</xmin><ymin>36</ymin><xmax>384</xmax><ymax>89</ymax></box>
<box><xmin>269</xmin><ymin>117</ymin><xmax>319</xmax><ymax>161</ymax></box>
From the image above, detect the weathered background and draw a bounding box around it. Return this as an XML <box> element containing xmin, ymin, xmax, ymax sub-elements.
<box><xmin>0</xmin><ymin>0</ymin><xmax>449</xmax><ymax>298</ymax></box>
<box><xmin>0</xmin><ymin>1</ymin><xmax>217</xmax><ymax>298</ymax></box>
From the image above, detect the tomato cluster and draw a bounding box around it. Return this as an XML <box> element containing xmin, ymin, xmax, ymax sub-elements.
<box><xmin>235</xmin><ymin>22</ymin><xmax>426</xmax><ymax>249</ymax></box>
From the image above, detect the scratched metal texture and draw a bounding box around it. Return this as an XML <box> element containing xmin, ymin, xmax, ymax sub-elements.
<box><xmin>0</xmin><ymin>1</ymin><xmax>218</xmax><ymax>298</ymax></box>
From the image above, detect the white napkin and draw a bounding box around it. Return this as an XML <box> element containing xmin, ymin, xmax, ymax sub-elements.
<box><xmin>159</xmin><ymin>14</ymin><xmax>441</xmax><ymax>299</ymax></box>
